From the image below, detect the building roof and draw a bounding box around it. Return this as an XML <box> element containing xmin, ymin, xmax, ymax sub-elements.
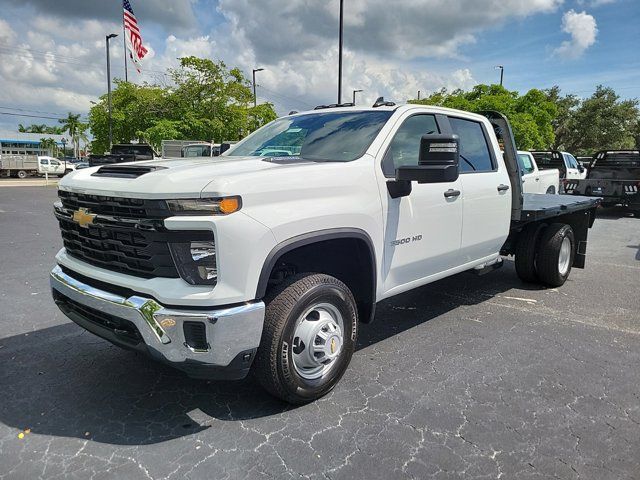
<box><xmin>0</xmin><ymin>130</ymin><xmax>67</xmax><ymax>145</ymax></box>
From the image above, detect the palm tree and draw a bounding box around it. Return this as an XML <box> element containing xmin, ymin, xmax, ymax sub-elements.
<box><xmin>59</xmin><ymin>113</ymin><xmax>83</xmax><ymax>158</ymax></box>
<box><xmin>39</xmin><ymin>138</ymin><xmax>58</xmax><ymax>156</ymax></box>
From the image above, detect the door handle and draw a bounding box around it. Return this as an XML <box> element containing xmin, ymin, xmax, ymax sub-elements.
<box><xmin>497</xmin><ymin>184</ymin><xmax>510</xmax><ymax>192</ymax></box>
<box><xmin>535</xmin><ymin>178</ymin><xmax>540</xmax><ymax>182</ymax></box>
<box><xmin>444</xmin><ymin>189</ymin><xmax>461</xmax><ymax>198</ymax></box>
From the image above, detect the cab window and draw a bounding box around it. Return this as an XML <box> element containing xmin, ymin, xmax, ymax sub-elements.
<box><xmin>382</xmin><ymin>114</ymin><xmax>439</xmax><ymax>177</ymax></box>
<box><xmin>50</xmin><ymin>160</ymin><xmax>60</xmax><ymax>166</ymax></box>
<box><xmin>449</xmin><ymin>117</ymin><xmax>495</xmax><ymax>173</ymax></box>
<box><xmin>39</xmin><ymin>159</ymin><xmax>48</xmax><ymax>165</ymax></box>
<box><xmin>517</xmin><ymin>153</ymin><xmax>535</xmax><ymax>174</ymax></box>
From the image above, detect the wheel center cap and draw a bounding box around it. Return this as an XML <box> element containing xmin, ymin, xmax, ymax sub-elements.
<box><xmin>325</xmin><ymin>334</ymin><xmax>342</xmax><ymax>358</ymax></box>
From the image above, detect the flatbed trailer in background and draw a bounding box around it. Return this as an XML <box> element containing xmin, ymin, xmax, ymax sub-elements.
<box><xmin>565</xmin><ymin>150</ymin><xmax>640</xmax><ymax>214</ymax></box>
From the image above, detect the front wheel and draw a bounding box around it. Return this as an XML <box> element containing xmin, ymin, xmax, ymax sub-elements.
<box><xmin>253</xmin><ymin>273</ymin><xmax>358</xmax><ymax>404</ymax></box>
<box><xmin>17</xmin><ymin>170</ymin><xmax>28</xmax><ymax>179</ymax></box>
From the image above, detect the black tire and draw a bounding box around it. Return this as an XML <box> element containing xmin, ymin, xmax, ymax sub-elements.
<box><xmin>253</xmin><ymin>273</ymin><xmax>358</xmax><ymax>404</ymax></box>
<box><xmin>546</xmin><ymin>186</ymin><xmax>556</xmax><ymax>194</ymax></box>
<box><xmin>515</xmin><ymin>223</ymin><xmax>547</xmax><ymax>283</ymax></box>
<box><xmin>536</xmin><ymin>223</ymin><xmax>575</xmax><ymax>287</ymax></box>
<box><xmin>17</xmin><ymin>170</ymin><xmax>28</xmax><ymax>179</ymax></box>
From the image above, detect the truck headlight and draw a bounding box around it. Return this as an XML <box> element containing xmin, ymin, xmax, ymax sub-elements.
<box><xmin>169</xmin><ymin>241</ymin><xmax>217</xmax><ymax>285</ymax></box>
<box><xmin>167</xmin><ymin>196</ymin><xmax>241</xmax><ymax>215</ymax></box>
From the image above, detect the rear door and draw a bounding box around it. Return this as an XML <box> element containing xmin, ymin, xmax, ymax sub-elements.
<box><xmin>378</xmin><ymin>112</ymin><xmax>464</xmax><ymax>293</ymax></box>
<box><xmin>446</xmin><ymin>115</ymin><xmax>511</xmax><ymax>263</ymax></box>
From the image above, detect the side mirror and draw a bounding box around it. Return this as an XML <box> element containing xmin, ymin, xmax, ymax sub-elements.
<box><xmin>578</xmin><ymin>164</ymin><xmax>585</xmax><ymax>173</ymax></box>
<box><xmin>396</xmin><ymin>134</ymin><xmax>460</xmax><ymax>183</ymax></box>
<box><xmin>220</xmin><ymin>142</ymin><xmax>232</xmax><ymax>154</ymax></box>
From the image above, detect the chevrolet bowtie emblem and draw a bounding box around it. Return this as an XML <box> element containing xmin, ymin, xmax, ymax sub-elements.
<box><xmin>72</xmin><ymin>208</ymin><xmax>96</xmax><ymax>228</ymax></box>
<box><xmin>330</xmin><ymin>338</ymin><xmax>336</xmax><ymax>354</ymax></box>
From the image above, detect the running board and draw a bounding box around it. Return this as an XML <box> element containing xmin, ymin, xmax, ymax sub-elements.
<box><xmin>472</xmin><ymin>258</ymin><xmax>504</xmax><ymax>276</ymax></box>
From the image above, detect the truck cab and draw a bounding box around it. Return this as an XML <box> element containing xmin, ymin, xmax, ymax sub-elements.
<box><xmin>531</xmin><ymin>150</ymin><xmax>587</xmax><ymax>181</ymax></box>
<box><xmin>51</xmin><ymin>105</ymin><xmax>599</xmax><ymax>403</ymax></box>
<box><xmin>517</xmin><ymin>150</ymin><xmax>559</xmax><ymax>194</ymax></box>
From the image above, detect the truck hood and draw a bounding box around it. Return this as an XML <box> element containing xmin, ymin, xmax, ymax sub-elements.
<box><xmin>58</xmin><ymin>156</ymin><xmax>311</xmax><ymax>198</ymax></box>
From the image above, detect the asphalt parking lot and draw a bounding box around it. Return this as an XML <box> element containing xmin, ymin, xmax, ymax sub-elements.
<box><xmin>1</xmin><ymin>186</ymin><xmax>639</xmax><ymax>480</ymax></box>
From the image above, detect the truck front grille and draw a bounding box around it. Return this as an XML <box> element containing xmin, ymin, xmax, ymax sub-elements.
<box><xmin>58</xmin><ymin>191</ymin><xmax>170</xmax><ymax>219</ymax></box>
<box><xmin>55</xmin><ymin>192</ymin><xmax>213</xmax><ymax>279</ymax></box>
<box><xmin>57</xmin><ymin>215</ymin><xmax>180</xmax><ymax>278</ymax></box>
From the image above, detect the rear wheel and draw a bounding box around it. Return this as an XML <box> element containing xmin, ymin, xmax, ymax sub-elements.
<box><xmin>545</xmin><ymin>186</ymin><xmax>556</xmax><ymax>194</ymax></box>
<box><xmin>253</xmin><ymin>273</ymin><xmax>358</xmax><ymax>404</ymax></box>
<box><xmin>17</xmin><ymin>170</ymin><xmax>28</xmax><ymax>179</ymax></box>
<box><xmin>536</xmin><ymin>223</ymin><xmax>575</xmax><ymax>287</ymax></box>
<box><xmin>515</xmin><ymin>223</ymin><xmax>546</xmax><ymax>283</ymax></box>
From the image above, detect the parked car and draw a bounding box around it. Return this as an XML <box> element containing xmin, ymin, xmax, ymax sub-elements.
<box><xmin>1</xmin><ymin>155</ymin><xmax>75</xmax><ymax>178</ymax></box>
<box><xmin>517</xmin><ymin>151</ymin><xmax>559</xmax><ymax>194</ymax></box>
<box><xmin>564</xmin><ymin>150</ymin><xmax>640</xmax><ymax>215</ymax></box>
<box><xmin>50</xmin><ymin>105</ymin><xmax>599</xmax><ymax>404</ymax></box>
<box><xmin>530</xmin><ymin>150</ymin><xmax>587</xmax><ymax>181</ymax></box>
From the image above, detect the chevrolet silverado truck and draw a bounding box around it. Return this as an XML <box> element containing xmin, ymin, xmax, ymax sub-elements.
<box><xmin>517</xmin><ymin>150</ymin><xmax>559</xmax><ymax>194</ymax></box>
<box><xmin>564</xmin><ymin>150</ymin><xmax>640</xmax><ymax>215</ymax></box>
<box><xmin>50</xmin><ymin>105</ymin><xmax>600</xmax><ymax>404</ymax></box>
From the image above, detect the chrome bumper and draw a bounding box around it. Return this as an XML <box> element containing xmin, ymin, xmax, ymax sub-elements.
<box><xmin>50</xmin><ymin>265</ymin><xmax>265</xmax><ymax>377</ymax></box>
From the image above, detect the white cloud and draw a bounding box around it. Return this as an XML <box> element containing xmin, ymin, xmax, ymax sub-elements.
<box><xmin>554</xmin><ymin>10</ymin><xmax>598</xmax><ymax>59</ymax></box>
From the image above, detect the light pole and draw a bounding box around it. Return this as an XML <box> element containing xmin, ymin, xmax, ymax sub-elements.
<box><xmin>61</xmin><ymin>138</ymin><xmax>67</xmax><ymax>170</ymax></box>
<box><xmin>352</xmin><ymin>89</ymin><xmax>363</xmax><ymax>105</ymax></box>
<box><xmin>252</xmin><ymin>68</ymin><xmax>264</xmax><ymax>108</ymax></box>
<box><xmin>106</xmin><ymin>33</ymin><xmax>118</xmax><ymax>149</ymax></box>
<box><xmin>417</xmin><ymin>90</ymin><xmax>421</xmax><ymax>100</ymax></box>
<box><xmin>495</xmin><ymin>65</ymin><xmax>504</xmax><ymax>86</ymax></box>
<box><xmin>337</xmin><ymin>0</ymin><xmax>344</xmax><ymax>103</ymax></box>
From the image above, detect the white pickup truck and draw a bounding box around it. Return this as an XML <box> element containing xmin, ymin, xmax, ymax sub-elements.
<box><xmin>50</xmin><ymin>105</ymin><xmax>599</xmax><ymax>403</ymax></box>
<box><xmin>1</xmin><ymin>155</ymin><xmax>75</xmax><ymax>178</ymax></box>
<box><xmin>518</xmin><ymin>150</ymin><xmax>559</xmax><ymax>194</ymax></box>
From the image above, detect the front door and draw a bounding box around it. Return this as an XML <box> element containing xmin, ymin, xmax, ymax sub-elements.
<box><xmin>378</xmin><ymin>113</ymin><xmax>464</xmax><ymax>295</ymax></box>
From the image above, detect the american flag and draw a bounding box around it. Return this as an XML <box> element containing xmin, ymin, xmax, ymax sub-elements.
<box><xmin>123</xmin><ymin>0</ymin><xmax>148</xmax><ymax>72</ymax></box>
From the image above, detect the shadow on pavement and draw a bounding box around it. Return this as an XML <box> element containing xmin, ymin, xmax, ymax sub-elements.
<box><xmin>0</xmin><ymin>261</ymin><xmax>534</xmax><ymax>446</ymax></box>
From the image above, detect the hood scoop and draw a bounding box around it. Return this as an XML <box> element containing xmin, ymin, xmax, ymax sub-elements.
<box><xmin>91</xmin><ymin>164</ymin><xmax>167</xmax><ymax>178</ymax></box>
<box><xmin>261</xmin><ymin>156</ymin><xmax>313</xmax><ymax>164</ymax></box>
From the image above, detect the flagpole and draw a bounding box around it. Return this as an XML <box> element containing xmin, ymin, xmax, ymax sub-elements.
<box><xmin>122</xmin><ymin>9</ymin><xmax>128</xmax><ymax>82</ymax></box>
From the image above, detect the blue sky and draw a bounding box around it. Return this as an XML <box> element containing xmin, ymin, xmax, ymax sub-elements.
<box><xmin>0</xmin><ymin>0</ymin><xmax>637</xmax><ymax>131</ymax></box>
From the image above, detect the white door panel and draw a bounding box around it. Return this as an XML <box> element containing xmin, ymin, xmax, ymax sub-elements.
<box><xmin>377</xmin><ymin>113</ymin><xmax>464</xmax><ymax>294</ymax></box>
<box><xmin>382</xmin><ymin>181</ymin><xmax>463</xmax><ymax>289</ymax></box>
<box><xmin>459</xmin><ymin>173</ymin><xmax>511</xmax><ymax>262</ymax></box>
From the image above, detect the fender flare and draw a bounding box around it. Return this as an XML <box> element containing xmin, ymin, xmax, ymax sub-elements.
<box><xmin>255</xmin><ymin>228</ymin><xmax>377</xmax><ymax>322</ymax></box>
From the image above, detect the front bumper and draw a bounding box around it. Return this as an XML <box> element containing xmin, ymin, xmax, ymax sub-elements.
<box><xmin>50</xmin><ymin>265</ymin><xmax>265</xmax><ymax>380</ymax></box>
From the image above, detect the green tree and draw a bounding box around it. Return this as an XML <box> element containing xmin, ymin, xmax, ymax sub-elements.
<box><xmin>409</xmin><ymin>84</ymin><xmax>557</xmax><ymax>149</ymax></box>
<box><xmin>553</xmin><ymin>86</ymin><xmax>638</xmax><ymax>155</ymax></box>
<box><xmin>88</xmin><ymin>56</ymin><xmax>277</xmax><ymax>153</ymax></box>
<box><xmin>39</xmin><ymin>137</ymin><xmax>58</xmax><ymax>156</ymax></box>
<box><xmin>59</xmin><ymin>113</ymin><xmax>84</xmax><ymax>158</ymax></box>
<box><xmin>18</xmin><ymin>123</ymin><xmax>65</xmax><ymax>134</ymax></box>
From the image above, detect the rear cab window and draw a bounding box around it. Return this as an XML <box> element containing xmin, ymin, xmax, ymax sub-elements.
<box><xmin>517</xmin><ymin>153</ymin><xmax>535</xmax><ymax>174</ymax></box>
<box><xmin>448</xmin><ymin>117</ymin><xmax>495</xmax><ymax>173</ymax></box>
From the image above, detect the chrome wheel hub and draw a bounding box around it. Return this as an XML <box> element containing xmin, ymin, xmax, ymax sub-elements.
<box><xmin>292</xmin><ymin>303</ymin><xmax>344</xmax><ymax>380</ymax></box>
<box><xmin>558</xmin><ymin>236</ymin><xmax>571</xmax><ymax>275</ymax></box>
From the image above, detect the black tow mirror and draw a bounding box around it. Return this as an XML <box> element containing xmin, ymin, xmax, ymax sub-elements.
<box><xmin>396</xmin><ymin>134</ymin><xmax>460</xmax><ymax>183</ymax></box>
<box><xmin>220</xmin><ymin>142</ymin><xmax>232</xmax><ymax>154</ymax></box>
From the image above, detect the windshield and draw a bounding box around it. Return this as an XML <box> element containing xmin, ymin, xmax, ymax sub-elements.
<box><xmin>227</xmin><ymin>110</ymin><xmax>393</xmax><ymax>161</ymax></box>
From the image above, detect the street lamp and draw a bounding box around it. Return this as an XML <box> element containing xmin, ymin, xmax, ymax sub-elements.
<box><xmin>106</xmin><ymin>33</ymin><xmax>118</xmax><ymax>149</ymax></box>
<box><xmin>337</xmin><ymin>0</ymin><xmax>344</xmax><ymax>103</ymax></box>
<box><xmin>252</xmin><ymin>68</ymin><xmax>264</xmax><ymax>108</ymax></box>
<box><xmin>495</xmin><ymin>65</ymin><xmax>504</xmax><ymax>86</ymax></box>
<box><xmin>352</xmin><ymin>89</ymin><xmax>363</xmax><ymax>105</ymax></box>
<box><xmin>61</xmin><ymin>137</ymin><xmax>67</xmax><ymax>171</ymax></box>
